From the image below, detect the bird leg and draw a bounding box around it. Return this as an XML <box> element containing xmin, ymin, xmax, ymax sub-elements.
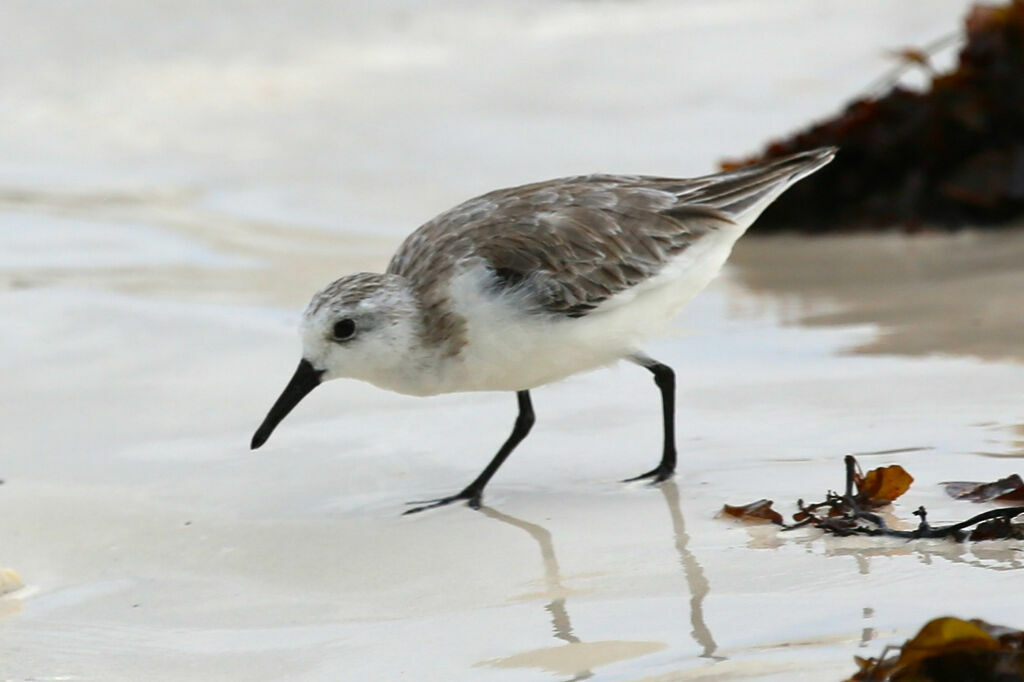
<box><xmin>623</xmin><ymin>354</ymin><xmax>677</xmax><ymax>483</ymax></box>
<box><xmin>404</xmin><ymin>390</ymin><xmax>535</xmax><ymax>514</ymax></box>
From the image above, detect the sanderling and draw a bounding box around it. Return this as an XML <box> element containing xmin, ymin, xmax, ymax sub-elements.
<box><xmin>251</xmin><ymin>147</ymin><xmax>836</xmax><ymax>513</ymax></box>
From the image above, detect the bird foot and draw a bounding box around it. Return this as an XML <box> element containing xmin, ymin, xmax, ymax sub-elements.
<box><xmin>402</xmin><ymin>488</ymin><xmax>482</xmax><ymax>515</ymax></box>
<box><xmin>622</xmin><ymin>464</ymin><xmax>675</xmax><ymax>484</ymax></box>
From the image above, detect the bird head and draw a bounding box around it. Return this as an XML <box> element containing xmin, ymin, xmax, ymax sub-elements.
<box><xmin>250</xmin><ymin>272</ymin><xmax>421</xmax><ymax>449</ymax></box>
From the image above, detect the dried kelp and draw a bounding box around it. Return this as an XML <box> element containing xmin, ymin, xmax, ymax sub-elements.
<box><xmin>723</xmin><ymin>456</ymin><xmax>1024</xmax><ymax>541</ymax></box>
<box><xmin>721</xmin><ymin>499</ymin><xmax>784</xmax><ymax>524</ymax></box>
<box><xmin>943</xmin><ymin>474</ymin><xmax>1024</xmax><ymax>502</ymax></box>
<box><xmin>847</xmin><ymin>616</ymin><xmax>1024</xmax><ymax>681</ymax></box>
<box><xmin>725</xmin><ymin>2</ymin><xmax>1024</xmax><ymax>231</ymax></box>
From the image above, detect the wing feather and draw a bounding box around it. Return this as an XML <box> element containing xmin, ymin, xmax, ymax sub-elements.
<box><xmin>387</xmin><ymin>147</ymin><xmax>835</xmax><ymax>327</ymax></box>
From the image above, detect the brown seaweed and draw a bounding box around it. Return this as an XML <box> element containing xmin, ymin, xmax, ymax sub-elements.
<box><xmin>725</xmin><ymin>2</ymin><xmax>1024</xmax><ymax>232</ymax></box>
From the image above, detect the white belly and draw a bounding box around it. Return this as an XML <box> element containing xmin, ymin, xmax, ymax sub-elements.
<box><xmin>434</xmin><ymin>225</ymin><xmax>744</xmax><ymax>393</ymax></box>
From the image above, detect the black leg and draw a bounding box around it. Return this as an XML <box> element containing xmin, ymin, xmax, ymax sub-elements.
<box><xmin>623</xmin><ymin>355</ymin><xmax>677</xmax><ymax>483</ymax></box>
<box><xmin>404</xmin><ymin>390</ymin><xmax>535</xmax><ymax>514</ymax></box>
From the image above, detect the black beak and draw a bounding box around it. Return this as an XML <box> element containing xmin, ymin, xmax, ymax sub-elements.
<box><xmin>251</xmin><ymin>359</ymin><xmax>325</xmax><ymax>449</ymax></box>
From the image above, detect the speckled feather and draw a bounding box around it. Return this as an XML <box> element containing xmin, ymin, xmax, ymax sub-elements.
<box><xmin>306</xmin><ymin>272</ymin><xmax>391</xmax><ymax>317</ymax></box>
<box><xmin>386</xmin><ymin>148</ymin><xmax>835</xmax><ymax>355</ymax></box>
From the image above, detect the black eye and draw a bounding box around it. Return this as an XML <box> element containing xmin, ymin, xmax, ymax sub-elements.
<box><xmin>332</xmin><ymin>318</ymin><xmax>356</xmax><ymax>341</ymax></box>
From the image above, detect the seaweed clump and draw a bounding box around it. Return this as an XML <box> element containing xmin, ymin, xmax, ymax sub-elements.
<box><xmin>722</xmin><ymin>455</ymin><xmax>1024</xmax><ymax>541</ymax></box>
<box><xmin>847</xmin><ymin>617</ymin><xmax>1024</xmax><ymax>681</ymax></box>
<box><xmin>726</xmin><ymin>2</ymin><xmax>1024</xmax><ymax>232</ymax></box>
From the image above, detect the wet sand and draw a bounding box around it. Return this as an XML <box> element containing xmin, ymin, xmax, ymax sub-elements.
<box><xmin>4</xmin><ymin>1</ymin><xmax>1022</xmax><ymax>680</ymax></box>
<box><xmin>731</xmin><ymin>231</ymin><xmax>1024</xmax><ymax>362</ymax></box>
<box><xmin>3</xmin><ymin>209</ymin><xmax>1023</xmax><ymax>681</ymax></box>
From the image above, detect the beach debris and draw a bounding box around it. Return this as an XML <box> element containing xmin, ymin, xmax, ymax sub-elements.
<box><xmin>852</xmin><ymin>464</ymin><xmax>914</xmax><ymax>508</ymax></box>
<box><xmin>720</xmin><ymin>499</ymin><xmax>783</xmax><ymax>525</ymax></box>
<box><xmin>846</xmin><ymin>616</ymin><xmax>1024</xmax><ymax>681</ymax></box>
<box><xmin>722</xmin><ymin>455</ymin><xmax>1024</xmax><ymax>541</ymax></box>
<box><xmin>942</xmin><ymin>473</ymin><xmax>1024</xmax><ymax>503</ymax></box>
<box><xmin>723</xmin><ymin>1</ymin><xmax>1024</xmax><ymax>231</ymax></box>
<box><xmin>0</xmin><ymin>569</ymin><xmax>24</xmax><ymax>597</ymax></box>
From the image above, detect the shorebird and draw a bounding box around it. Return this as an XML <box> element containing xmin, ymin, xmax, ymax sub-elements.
<box><xmin>251</xmin><ymin>147</ymin><xmax>836</xmax><ymax>513</ymax></box>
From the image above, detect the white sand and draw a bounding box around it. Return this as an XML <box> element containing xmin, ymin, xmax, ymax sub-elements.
<box><xmin>4</xmin><ymin>1</ymin><xmax>1023</xmax><ymax>681</ymax></box>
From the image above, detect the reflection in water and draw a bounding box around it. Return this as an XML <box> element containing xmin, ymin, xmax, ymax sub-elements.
<box><xmin>729</xmin><ymin>233</ymin><xmax>1024</xmax><ymax>362</ymax></box>
<box><xmin>479</xmin><ymin>488</ymin><xmax>723</xmax><ymax>678</ymax></box>
<box><xmin>480</xmin><ymin>506</ymin><xmax>597</xmax><ymax>681</ymax></box>
<box><xmin>479</xmin><ymin>508</ymin><xmax>583</xmax><ymax>650</ymax></box>
<box><xmin>478</xmin><ymin>507</ymin><xmax>667</xmax><ymax>680</ymax></box>
<box><xmin>916</xmin><ymin>540</ymin><xmax>1024</xmax><ymax>571</ymax></box>
<box><xmin>754</xmin><ymin>528</ymin><xmax>1024</xmax><ymax>573</ymax></box>
<box><xmin>659</xmin><ymin>480</ymin><xmax>722</xmax><ymax>661</ymax></box>
<box><xmin>860</xmin><ymin>607</ymin><xmax>876</xmax><ymax>648</ymax></box>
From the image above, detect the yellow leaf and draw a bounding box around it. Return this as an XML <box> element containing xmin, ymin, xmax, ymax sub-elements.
<box><xmin>857</xmin><ymin>465</ymin><xmax>914</xmax><ymax>506</ymax></box>
<box><xmin>895</xmin><ymin>617</ymin><xmax>1000</xmax><ymax>670</ymax></box>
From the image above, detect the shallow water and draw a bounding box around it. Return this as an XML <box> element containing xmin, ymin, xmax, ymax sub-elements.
<box><xmin>3</xmin><ymin>1</ymin><xmax>1022</xmax><ymax>681</ymax></box>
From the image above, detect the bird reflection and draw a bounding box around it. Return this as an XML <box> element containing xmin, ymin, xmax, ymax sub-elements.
<box><xmin>480</xmin><ymin>484</ymin><xmax>722</xmax><ymax>675</ymax></box>
<box><xmin>860</xmin><ymin>607</ymin><xmax>877</xmax><ymax>648</ymax></box>
<box><xmin>479</xmin><ymin>506</ymin><xmax>592</xmax><ymax>680</ymax></box>
<box><xmin>659</xmin><ymin>480</ymin><xmax>723</xmax><ymax>661</ymax></box>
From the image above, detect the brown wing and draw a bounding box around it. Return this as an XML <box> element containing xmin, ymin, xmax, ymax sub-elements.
<box><xmin>474</xmin><ymin>187</ymin><xmax>732</xmax><ymax>316</ymax></box>
<box><xmin>388</xmin><ymin>176</ymin><xmax>731</xmax><ymax>319</ymax></box>
<box><xmin>387</xmin><ymin>148</ymin><xmax>835</xmax><ymax>332</ymax></box>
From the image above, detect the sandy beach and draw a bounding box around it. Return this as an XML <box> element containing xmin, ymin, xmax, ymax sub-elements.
<box><xmin>2</xmin><ymin>1</ymin><xmax>1022</xmax><ymax>680</ymax></box>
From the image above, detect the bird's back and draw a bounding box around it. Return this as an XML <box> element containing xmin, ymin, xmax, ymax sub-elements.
<box><xmin>387</xmin><ymin>147</ymin><xmax>835</xmax><ymax>323</ymax></box>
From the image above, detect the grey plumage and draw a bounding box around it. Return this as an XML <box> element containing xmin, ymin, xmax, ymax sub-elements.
<box><xmin>306</xmin><ymin>272</ymin><xmax>393</xmax><ymax>317</ymax></box>
<box><xmin>384</xmin><ymin>147</ymin><xmax>835</xmax><ymax>355</ymax></box>
<box><xmin>252</xmin><ymin>147</ymin><xmax>837</xmax><ymax>505</ymax></box>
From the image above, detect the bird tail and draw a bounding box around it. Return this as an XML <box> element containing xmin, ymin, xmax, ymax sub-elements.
<box><xmin>688</xmin><ymin>147</ymin><xmax>837</xmax><ymax>229</ymax></box>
